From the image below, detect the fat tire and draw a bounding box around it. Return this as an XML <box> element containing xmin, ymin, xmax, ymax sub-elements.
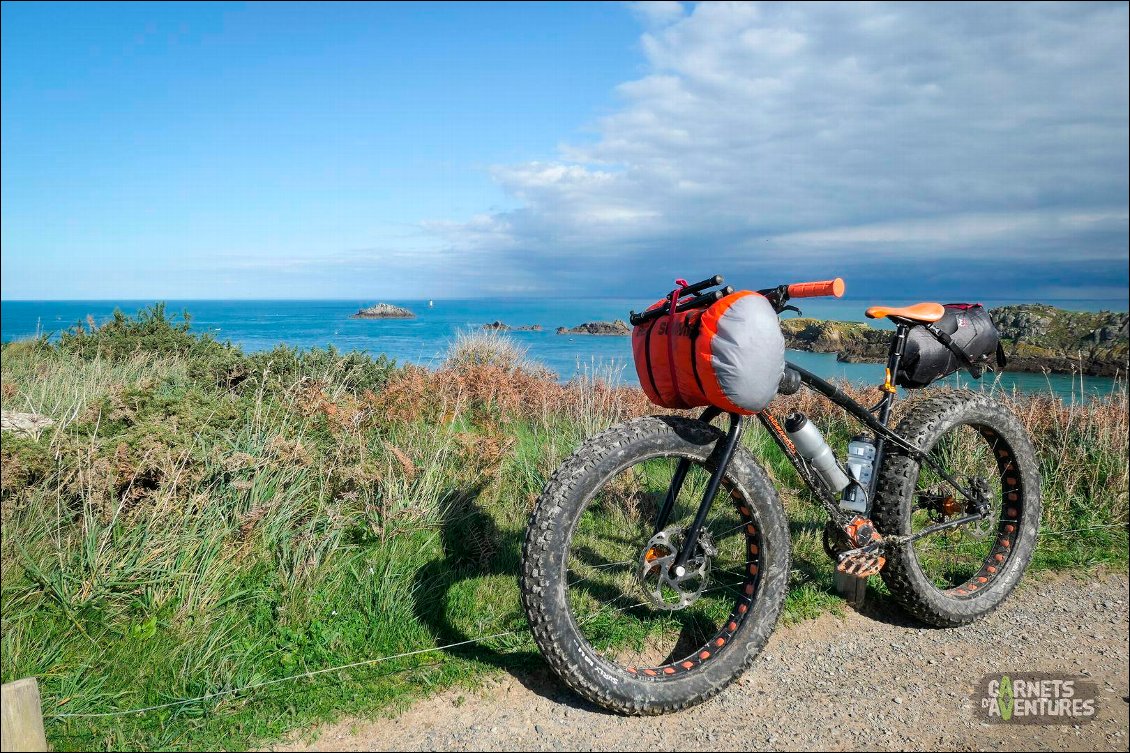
<box><xmin>872</xmin><ymin>390</ymin><xmax>1041</xmax><ymax>627</ymax></box>
<box><xmin>519</xmin><ymin>415</ymin><xmax>791</xmax><ymax>715</ymax></box>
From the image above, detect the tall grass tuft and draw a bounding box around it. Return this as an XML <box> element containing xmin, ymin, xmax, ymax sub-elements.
<box><xmin>443</xmin><ymin>329</ymin><xmax>537</xmax><ymax>373</ymax></box>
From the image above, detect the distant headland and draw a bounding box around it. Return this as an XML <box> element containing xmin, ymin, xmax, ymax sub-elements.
<box><xmin>475</xmin><ymin>319</ymin><xmax>632</xmax><ymax>335</ymax></box>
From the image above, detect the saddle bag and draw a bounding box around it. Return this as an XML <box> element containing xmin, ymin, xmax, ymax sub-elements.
<box><xmin>896</xmin><ymin>303</ymin><xmax>1006</xmax><ymax>389</ymax></box>
<box><xmin>632</xmin><ymin>290</ymin><xmax>785</xmax><ymax>414</ymax></box>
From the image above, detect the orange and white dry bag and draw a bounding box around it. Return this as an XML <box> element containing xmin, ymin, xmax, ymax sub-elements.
<box><xmin>631</xmin><ymin>289</ymin><xmax>785</xmax><ymax>415</ymax></box>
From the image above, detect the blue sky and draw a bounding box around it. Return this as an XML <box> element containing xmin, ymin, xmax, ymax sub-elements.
<box><xmin>2</xmin><ymin>1</ymin><xmax>1127</xmax><ymax>301</ymax></box>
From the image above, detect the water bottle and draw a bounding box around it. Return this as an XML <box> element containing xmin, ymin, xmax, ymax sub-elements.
<box><xmin>840</xmin><ymin>435</ymin><xmax>877</xmax><ymax>514</ymax></box>
<box><xmin>784</xmin><ymin>413</ymin><xmax>850</xmax><ymax>493</ymax></box>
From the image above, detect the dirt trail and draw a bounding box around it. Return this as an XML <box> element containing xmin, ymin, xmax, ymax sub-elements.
<box><xmin>272</xmin><ymin>572</ymin><xmax>1129</xmax><ymax>752</ymax></box>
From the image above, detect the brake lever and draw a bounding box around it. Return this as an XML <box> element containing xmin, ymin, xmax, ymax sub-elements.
<box><xmin>758</xmin><ymin>284</ymin><xmax>791</xmax><ymax>314</ymax></box>
<box><xmin>781</xmin><ymin>305</ymin><xmax>802</xmax><ymax>317</ymax></box>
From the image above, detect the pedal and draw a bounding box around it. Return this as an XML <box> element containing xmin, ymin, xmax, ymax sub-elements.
<box><xmin>836</xmin><ymin>552</ymin><xmax>886</xmax><ymax>578</ymax></box>
<box><xmin>833</xmin><ymin>516</ymin><xmax>886</xmax><ymax>606</ymax></box>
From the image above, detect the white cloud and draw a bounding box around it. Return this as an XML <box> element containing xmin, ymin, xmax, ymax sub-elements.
<box><xmin>428</xmin><ymin>2</ymin><xmax>1129</xmax><ymax>298</ymax></box>
<box><xmin>774</xmin><ymin>209</ymin><xmax>1128</xmax><ymax>253</ymax></box>
<box><xmin>627</xmin><ymin>1</ymin><xmax>687</xmax><ymax>29</ymax></box>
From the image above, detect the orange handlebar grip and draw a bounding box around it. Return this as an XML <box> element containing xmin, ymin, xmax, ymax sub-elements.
<box><xmin>787</xmin><ymin>278</ymin><xmax>845</xmax><ymax>299</ymax></box>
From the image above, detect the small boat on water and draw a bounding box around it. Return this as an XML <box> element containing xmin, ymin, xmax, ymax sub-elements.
<box><xmin>428</xmin><ymin>300</ymin><xmax>434</xmax><ymax>308</ymax></box>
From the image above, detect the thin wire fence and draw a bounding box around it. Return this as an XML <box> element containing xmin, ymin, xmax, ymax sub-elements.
<box><xmin>50</xmin><ymin>630</ymin><xmax>524</xmax><ymax>720</ymax></box>
<box><xmin>46</xmin><ymin>522</ymin><xmax>1126</xmax><ymax>721</ymax></box>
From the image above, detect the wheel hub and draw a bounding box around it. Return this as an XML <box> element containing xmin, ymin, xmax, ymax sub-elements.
<box><xmin>637</xmin><ymin>528</ymin><xmax>715</xmax><ymax>610</ymax></box>
<box><xmin>962</xmin><ymin>476</ymin><xmax>995</xmax><ymax>539</ymax></box>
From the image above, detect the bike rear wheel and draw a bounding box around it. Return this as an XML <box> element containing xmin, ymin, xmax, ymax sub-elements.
<box><xmin>520</xmin><ymin>415</ymin><xmax>790</xmax><ymax>714</ymax></box>
<box><xmin>872</xmin><ymin>390</ymin><xmax>1042</xmax><ymax>627</ymax></box>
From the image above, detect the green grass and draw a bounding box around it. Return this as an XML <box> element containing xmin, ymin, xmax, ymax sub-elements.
<box><xmin>1</xmin><ymin>305</ymin><xmax>1126</xmax><ymax>750</ymax></box>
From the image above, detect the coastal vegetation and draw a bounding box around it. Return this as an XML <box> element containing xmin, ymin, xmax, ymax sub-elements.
<box><xmin>1</xmin><ymin>305</ymin><xmax>1126</xmax><ymax>751</ymax></box>
<box><xmin>993</xmin><ymin>304</ymin><xmax>1128</xmax><ymax>376</ymax></box>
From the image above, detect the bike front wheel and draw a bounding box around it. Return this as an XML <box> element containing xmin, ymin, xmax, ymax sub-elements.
<box><xmin>519</xmin><ymin>415</ymin><xmax>790</xmax><ymax>715</ymax></box>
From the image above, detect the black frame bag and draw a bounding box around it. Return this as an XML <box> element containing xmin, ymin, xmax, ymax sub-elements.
<box><xmin>896</xmin><ymin>303</ymin><xmax>1006</xmax><ymax>389</ymax></box>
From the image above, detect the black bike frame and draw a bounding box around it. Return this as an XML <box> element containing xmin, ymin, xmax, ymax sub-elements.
<box><xmin>665</xmin><ymin>319</ymin><xmax>981</xmax><ymax>563</ymax></box>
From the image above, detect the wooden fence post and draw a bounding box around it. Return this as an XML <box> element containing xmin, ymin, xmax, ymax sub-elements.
<box><xmin>1</xmin><ymin>678</ymin><xmax>49</xmax><ymax>752</ymax></box>
<box><xmin>833</xmin><ymin>569</ymin><xmax>868</xmax><ymax>610</ymax></box>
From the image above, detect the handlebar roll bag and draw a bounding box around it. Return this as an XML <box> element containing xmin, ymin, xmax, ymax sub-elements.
<box><xmin>632</xmin><ymin>290</ymin><xmax>785</xmax><ymax>414</ymax></box>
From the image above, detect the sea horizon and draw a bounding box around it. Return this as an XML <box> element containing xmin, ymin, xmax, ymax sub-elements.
<box><xmin>3</xmin><ymin>296</ymin><xmax>1124</xmax><ymax>400</ymax></box>
<box><xmin>3</xmin><ymin>295</ymin><xmax>1128</xmax><ymax>305</ymax></box>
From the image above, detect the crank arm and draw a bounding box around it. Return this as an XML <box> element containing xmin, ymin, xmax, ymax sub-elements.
<box><xmin>837</xmin><ymin>540</ymin><xmax>885</xmax><ymax>561</ymax></box>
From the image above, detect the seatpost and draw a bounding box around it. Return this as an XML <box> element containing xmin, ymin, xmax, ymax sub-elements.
<box><xmin>879</xmin><ymin>322</ymin><xmax>908</xmax><ymax>425</ymax></box>
<box><xmin>869</xmin><ymin>322</ymin><xmax>909</xmax><ymax>500</ymax></box>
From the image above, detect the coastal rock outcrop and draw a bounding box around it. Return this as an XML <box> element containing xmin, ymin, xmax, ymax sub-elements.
<box><xmin>481</xmin><ymin>321</ymin><xmax>542</xmax><ymax>332</ymax></box>
<box><xmin>351</xmin><ymin>303</ymin><xmax>415</xmax><ymax>319</ymax></box>
<box><xmin>779</xmin><ymin>304</ymin><xmax>1128</xmax><ymax>377</ymax></box>
<box><xmin>779</xmin><ymin>319</ymin><xmax>889</xmax><ymax>362</ymax></box>
<box><xmin>991</xmin><ymin>304</ymin><xmax>1127</xmax><ymax>377</ymax></box>
<box><xmin>556</xmin><ymin>320</ymin><xmax>631</xmax><ymax>336</ymax></box>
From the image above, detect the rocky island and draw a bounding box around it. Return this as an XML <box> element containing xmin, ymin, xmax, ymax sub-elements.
<box><xmin>481</xmin><ymin>321</ymin><xmax>542</xmax><ymax>332</ymax></box>
<box><xmin>351</xmin><ymin>303</ymin><xmax>415</xmax><ymax>319</ymax></box>
<box><xmin>556</xmin><ymin>320</ymin><xmax>631</xmax><ymax>336</ymax></box>
<box><xmin>780</xmin><ymin>304</ymin><xmax>1128</xmax><ymax>377</ymax></box>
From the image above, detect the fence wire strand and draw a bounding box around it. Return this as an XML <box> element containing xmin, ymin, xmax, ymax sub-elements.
<box><xmin>50</xmin><ymin>630</ymin><xmax>523</xmax><ymax>719</ymax></box>
<box><xmin>46</xmin><ymin>522</ymin><xmax>1126</xmax><ymax>720</ymax></box>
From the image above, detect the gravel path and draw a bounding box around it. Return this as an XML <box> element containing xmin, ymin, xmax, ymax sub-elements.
<box><xmin>272</xmin><ymin>572</ymin><xmax>1128</xmax><ymax>752</ymax></box>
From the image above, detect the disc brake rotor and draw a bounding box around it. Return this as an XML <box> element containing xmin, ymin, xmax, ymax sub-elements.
<box><xmin>962</xmin><ymin>477</ymin><xmax>995</xmax><ymax>539</ymax></box>
<box><xmin>637</xmin><ymin>528</ymin><xmax>715</xmax><ymax>611</ymax></box>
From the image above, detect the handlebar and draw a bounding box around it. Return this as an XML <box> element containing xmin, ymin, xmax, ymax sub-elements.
<box><xmin>628</xmin><ymin>283</ymin><xmax>734</xmax><ymax>326</ymax></box>
<box><xmin>681</xmin><ymin>274</ymin><xmax>724</xmax><ymax>297</ymax></box>
<box><xmin>628</xmin><ymin>275</ymin><xmax>729</xmax><ymax>325</ymax></box>
<box><xmin>758</xmin><ymin>277</ymin><xmax>845</xmax><ymax>314</ymax></box>
<box><xmin>787</xmin><ymin>278</ymin><xmax>845</xmax><ymax>299</ymax></box>
<box><xmin>628</xmin><ymin>274</ymin><xmax>847</xmax><ymax>325</ymax></box>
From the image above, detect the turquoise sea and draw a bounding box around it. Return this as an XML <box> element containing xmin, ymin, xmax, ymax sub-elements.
<box><xmin>2</xmin><ymin>297</ymin><xmax>1126</xmax><ymax>400</ymax></box>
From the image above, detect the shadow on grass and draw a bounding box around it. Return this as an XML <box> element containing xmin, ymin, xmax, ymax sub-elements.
<box><xmin>410</xmin><ymin>487</ymin><xmax>612</xmax><ymax>714</ymax></box>
<box><xmin>409</xmin><ymin>484</ymin><xmax>939</xmax><ymax>721</ymax></box>
<box><xmin>788</xmin><ymin>517</ymin><xmax>835</xmax><ymax>587</ymax></box>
